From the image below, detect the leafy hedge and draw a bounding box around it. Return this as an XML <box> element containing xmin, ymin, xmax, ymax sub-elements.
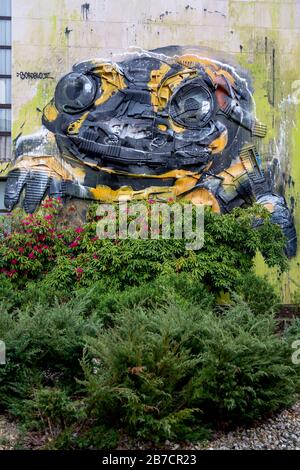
<box><xmin>0</xmin><ymin>197</ymin><xmax>287</xmax><ymax>292</ymax></box>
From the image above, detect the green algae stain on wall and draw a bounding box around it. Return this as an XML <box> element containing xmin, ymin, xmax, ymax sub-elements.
<box><xmin>228</xmin><ymin>0</ymin><xmax>300</xmax><ymax>301</ymax></box>
<box><xmin>13</xmin><ymin>80</ymin><xmax>57</xmax><ymax>138</ymax></box>
<box><xmin>254</xmin><ymin>50</ymin><xmax>300</xmax><ymax>302</ymax></box>
<box><xmin>237</xmin><ymin>52</ymin><xmax>277</xmax><ymax>142</ymax></box>
<box><xmin>12</xmin><ymin>0</ymin><xmax>78</xmax><ymax>140</ymax></box>
<box><xmin>286</xmin><ymin>100</ymin><xmax>300</xmax><ymax>300</ymax></box>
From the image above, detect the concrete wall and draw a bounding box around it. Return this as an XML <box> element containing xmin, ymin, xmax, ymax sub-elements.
<box><xmin>11</xmin><ymin>0</ymin><xmax>300</xmax><ymax>301</ymax></box>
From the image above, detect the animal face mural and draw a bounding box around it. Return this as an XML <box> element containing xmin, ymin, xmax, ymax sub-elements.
<box><xmin>4</xmin><ymin>49</ymin><xmax>297</xmax><ymax>256</ymax></box>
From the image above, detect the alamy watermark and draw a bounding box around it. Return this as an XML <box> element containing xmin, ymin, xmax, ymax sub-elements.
<box><xmin>291</xmin><ymin>340</ymin><xmax>300</xmax><ymax>365</ymax></box>
<box><xmin>96</xmin><ymin>201</ymin><xmax>204</xmax><ymax>250</ymax></box>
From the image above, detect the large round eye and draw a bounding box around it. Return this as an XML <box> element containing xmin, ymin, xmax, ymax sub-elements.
<box><xmin>170</xmin><ymin>83</ymin><xmax>213</xmax><ymax>129</ymax></box>
<box><xmin>55</xmin><ymin>72</ymin><xmax>97</xmax><ymax>113</ymax></box>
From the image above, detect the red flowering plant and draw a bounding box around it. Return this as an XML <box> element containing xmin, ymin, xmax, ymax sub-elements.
<box><xmin>0</xmin><ymin>197</ymin><xmax>75</xmax><ymax>284</ymax></box>
<box><xmin>0</xmin><ymin>197</ymin><xmax>113</xmax><ymax>286</ymax></box>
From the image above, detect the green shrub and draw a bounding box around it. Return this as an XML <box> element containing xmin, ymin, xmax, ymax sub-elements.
<box><xmin>0</xmin><ymin>296</ymin><xmax>98</xmax><ymax>414</ymax></box>
<box><xmin>19</xmin><ymin>387</ymin><xmax>85</xmax><ymax>435</ymax></box>
<box><xmin>184</xmin><ymin>301</ymin><xmax>300</xmax><ymax>425</ymax></box>
<box><xmin>80</xmin><ymin>298</ymin><xmax>300</xmax><ymax>442</ymax></box>
<box><xmin>235</xmin><ymin>273</ymin><xmax>280</xmax><ymax>315</ymax></box>
<box><xmin>73</xmin><ymin>273</ymin><xmax>215</xmax><ymax>327</ymax></box>
<box><xmin>0</xmin><ymin>277</ymin><xmax>299</xmax><ymax>447</ymax></box>
<box><xmin>81</xmin><ymin>302</ymin><xmax>205</xmax><ymax>442</ymax></box>
<box><xmin>51</xmin><ymin>424</ymin><xmax>119</xmax><ymax>450</ymax></box>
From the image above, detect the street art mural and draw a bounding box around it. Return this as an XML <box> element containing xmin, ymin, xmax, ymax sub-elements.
<box><xmin>4</xmin><ymin>49</ymin><xmax>297</xmax><ymax>256</ymax></box>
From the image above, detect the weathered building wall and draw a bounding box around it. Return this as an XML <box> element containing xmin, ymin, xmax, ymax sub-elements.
<box><xmin>11</xmin><ymin>0</ymin><xmax>300</xmax><ymax>301</ymax></box>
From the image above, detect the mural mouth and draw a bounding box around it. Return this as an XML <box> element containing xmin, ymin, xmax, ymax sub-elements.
<box><xmin>70</xmin><ymin>129</ymin><xmax>214</xmax><ymax>171</ymax></box>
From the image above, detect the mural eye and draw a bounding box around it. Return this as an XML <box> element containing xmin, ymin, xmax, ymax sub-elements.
<box><xmin>170</xmin><ymin>82</ymin><xmax>213</xmax><ymax>129</ymax></box>
<box><xmin>55</xmin><ymin>72</ymin><xmax>97</xmax><ymax>113</ymax></box>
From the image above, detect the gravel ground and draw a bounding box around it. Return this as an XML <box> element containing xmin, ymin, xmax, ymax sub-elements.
<box><xmin>0</xmin><ymin>416</ymin><xmax>20</xmax><ymax>450</ymax></box>
<box><xmin>1</xmin><ymin>402</ymin><xmax>300</xmax><ymax>450</ymax></box>
<box><xmin>193</xmin><ymin>402</ymin><xmax>300</xmax><ymax>450</ymax></box>
<box><xmin>118</xmin><ymin>402</ymin><xmax>300</xmax><ymax>450</ymax></box>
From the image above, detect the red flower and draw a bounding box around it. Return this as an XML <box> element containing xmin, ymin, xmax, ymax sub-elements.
<box><xmin>44</xmin><ymin>215</ymin><xmax>53</xmax><ymax>221</ymax></box>
<box><xmin>91</xmin><ymin>237</ymin><xmax>99</xmax><ymax>242</ymax></box>
<box><xmin>28</xmin><ymin>253</ymin><xmax>35</xmax><ymax>260</ymax></box>
<box><xmin>18</xmin><ymin>247</ymin><xmax>25</xmax><ymax>253</ymax></box>
<box><xmin>76</xmin><ymin>267</ymin><xmax>84</xmax><ymax>275</ymax></box>
<box><xmin>75</xmin><ymin>227</ymin><xmax>84</xmax><ymax>233</ymax></box>
<box><xmin>11</xmin><ymin>259</ymin><xmax>18</xmax><ymax>265</ymax></box>
<box><xmin>93</xmin><ymin>254</ymin><xmax>98</xmax><ymax>260</ymax></box>
<box><xmin>69</xmin><ymin>241</ymin><xmax>79</xmax><ymax>248</ymax></box>
<box><xmin>7</xmin><ymin>269</ymin><xmax>17</xmax><ymax>277</ymax></box>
